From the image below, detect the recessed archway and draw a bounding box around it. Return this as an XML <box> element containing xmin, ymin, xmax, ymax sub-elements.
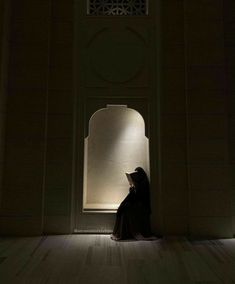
<box><xmin>83</xmin><ymin>105</ymin><xmax>149</xmax><ymax>212</ymax></box>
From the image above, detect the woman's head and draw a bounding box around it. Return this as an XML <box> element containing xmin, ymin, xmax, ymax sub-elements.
<box><xmin>134</xmin><ymin>167</ymin><xmax>149</xmax><ymax>186</ymax></box>
<box><xmin>134</xmin><ymin>167</ymin><xmax>151</xmax><ymax>212</ymax></box>
<box><xmin>135</xmin><ymin>167</ymin><xmax>147</xmax><ymax>179</ymax></box>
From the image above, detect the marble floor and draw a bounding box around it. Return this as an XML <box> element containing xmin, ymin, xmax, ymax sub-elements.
<box><xmin>0</xmin><ymin>234</ymin><xmax>235</xmax><ymax>284</ymax></box>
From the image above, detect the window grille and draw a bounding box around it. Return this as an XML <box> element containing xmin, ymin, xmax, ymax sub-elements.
<box><xmin>87</xmin><ymin>0</ymin><xmax>148</xmax><ymax>16</ymax></box>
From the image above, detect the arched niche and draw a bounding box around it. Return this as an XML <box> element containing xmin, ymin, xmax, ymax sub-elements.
<box><xmin>83</xmin><ymin>105</ymin><xmax>149</xmax><ymax>212</ymax></box>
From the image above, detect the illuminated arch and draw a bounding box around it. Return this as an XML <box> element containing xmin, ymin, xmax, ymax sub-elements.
<box><xmin>83</xmin><ymin>105</ymin><xmax>149</xmax><ymax>212</ymax></box>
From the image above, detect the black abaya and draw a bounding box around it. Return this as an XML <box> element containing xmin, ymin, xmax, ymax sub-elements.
<box><xmin>112</xmin><ymin>168</ymin><xmax>152</xmax><ymax>240</ymax></box>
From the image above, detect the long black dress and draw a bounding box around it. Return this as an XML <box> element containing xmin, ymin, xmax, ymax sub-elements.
<box><xmin>111</xmin><ymin>167</ymin><xmax>152</xmax><ymax>240</ymax></box>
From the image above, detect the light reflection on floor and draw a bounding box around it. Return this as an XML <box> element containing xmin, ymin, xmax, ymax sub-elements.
<box><xmin>0</xmin><ymin>234</ymin><xmax>234</xmax><ymax>283</ymax></box>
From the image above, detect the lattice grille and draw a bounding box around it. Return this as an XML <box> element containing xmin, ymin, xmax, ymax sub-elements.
<box><xmin>88</xmin><ymin>0</ymin><xmax>147</xmax><ymax>16</ymax></box>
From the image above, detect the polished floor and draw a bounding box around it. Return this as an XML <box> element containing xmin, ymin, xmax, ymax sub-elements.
<box><xmin>0</xmin><ymin>234</ymin><xmax>234</xmax><ymax>284</ymax></box>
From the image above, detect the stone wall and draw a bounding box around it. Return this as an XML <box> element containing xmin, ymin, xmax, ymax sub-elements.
<box><xmin>161</xmin><ymin>0</ymin><xmax>232</xmax><ymax>237</ymax></box>
<box><xmin>224</xmin><ymin>0</ymin><xmax>235</xmax><ymax>236</ymax></box>
<box><xmin>0</xmin><ymin>0</ymin><xmax>233</xmax><ymax>237</ymax></box>
<box><xmin>0</xmin><ymin>0</ymin><xmax>10</xmax><ymax>211</ymax></box>
<box><xmin>0</xmin><ymin>0</ymin><xmax>74</xmax><ymax>235</ymax></box>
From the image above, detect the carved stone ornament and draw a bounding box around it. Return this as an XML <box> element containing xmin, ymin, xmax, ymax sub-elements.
<box><xmin>88</xmin><ymin>0</ymin><xmax>147</xmax><ymax>16</ymax></box>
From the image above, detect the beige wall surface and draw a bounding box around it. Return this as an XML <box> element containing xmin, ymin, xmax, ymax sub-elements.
<box><xmin>0</xmin><ymin>0</ymin><xmax>234</xmax><ymax>237</ymax></box>
<box><xmin>83</xmin><ymin>106</ymin><xmax>149</xmax><ymax>211</ymax></box>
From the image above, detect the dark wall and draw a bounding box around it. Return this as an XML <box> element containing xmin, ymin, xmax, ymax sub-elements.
<box><xmin>0</xmin><ymin>0</ymin><xmax>50</xmax><ymax>234</ymax></box>
<box><xmin>161</xmin><ymin>0</ymin><xmax>232</xmax><ymax>237</ymax></box>
<box><xmin>43</xmin><ymin>0</ymin><xmax>74</xmax><ymax>234</ymax></box>
<box><xmin>0</xmin><ymin>0</ymin><xmax>74</xmax><ymax>235</ymax></box>
<box><xmin>0</xmin><ymin>0</ymin><xmax>10</xmax><ymax>211</ymax></box>
<box><xmin>161</xmin><ymin>0</ymin><xmax>188</xmax><ymax>234</ymax></box>
<box><xmin>0</xmin><ymin>0</ymin><xmax>234</xmax><ymax>237</ymax></box>
<box><xmin>185</xmin><ymin>0</ymin><xmax>231</xmax><ymax>237</ymax></box>
<box><xmin>224</xmin><ymin>0</ymin><xmax>235</xmax><ymax>235</ymax></box>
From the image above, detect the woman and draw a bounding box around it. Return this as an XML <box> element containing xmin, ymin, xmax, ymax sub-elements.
<box><xmin>111</xmin><ymin>167</ymin><xmax>152</xmax><ymax>241</ymax></box>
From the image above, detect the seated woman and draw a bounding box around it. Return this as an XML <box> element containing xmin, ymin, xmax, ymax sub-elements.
<box><xmin>111</xmin><ymin>167</ymin><xmax>152</xmax><ymax>241</ymax></box>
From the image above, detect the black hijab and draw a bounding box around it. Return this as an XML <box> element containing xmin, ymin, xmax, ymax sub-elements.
<box><xmin>134</xmin><ymin>167</ymin><xmax>151</xmax><ymax>214</ymax></box>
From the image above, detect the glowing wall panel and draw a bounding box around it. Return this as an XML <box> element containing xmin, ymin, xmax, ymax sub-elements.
<box><xmin>83</xmin><ymin>105</ymin><xmax>149</xmax><ymax>212</ymax></box>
